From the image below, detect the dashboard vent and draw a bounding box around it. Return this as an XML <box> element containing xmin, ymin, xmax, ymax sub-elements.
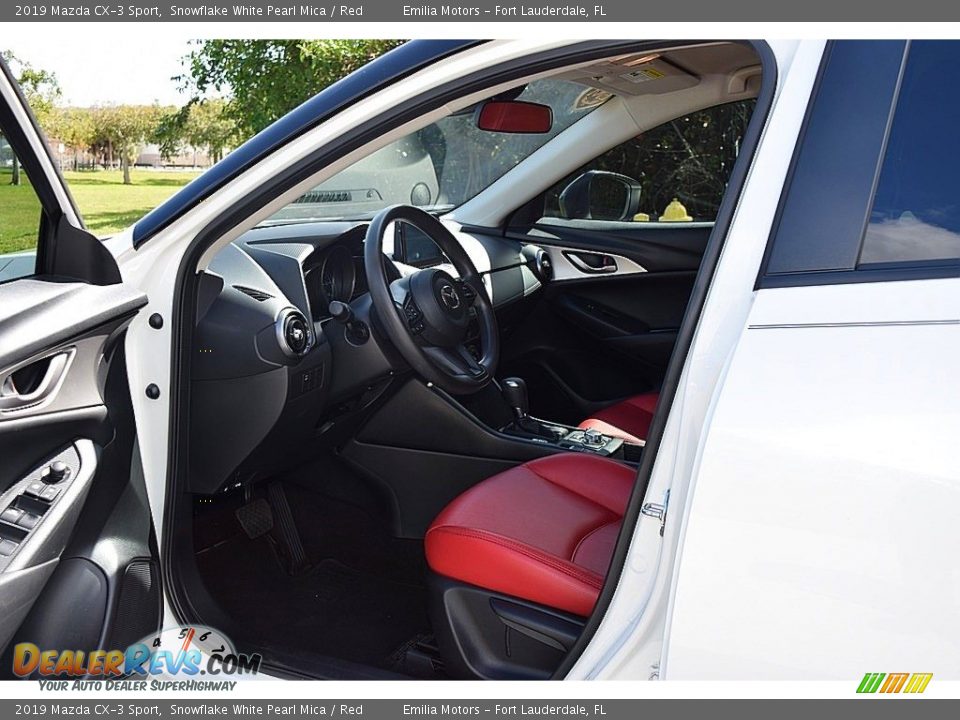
<box><xmin>234</xmin><ymin>285</ymin><xmax>273</xmax><ymax>302</ymax></box>
<box><xmin>295</xmin><ymin>190</ymin><xmax>353</xmax><ymax>204</ymax></box>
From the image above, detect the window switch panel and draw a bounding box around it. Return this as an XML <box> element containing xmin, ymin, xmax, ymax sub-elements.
<box><xmin>0</xmin><ymin>507</ymin><xmax>22</xmax><ymax>525</ymax></box>
<box><xmin>16</xmin><ymin>513</ymin><xmax>40</xmax><ymax>530</ymax></box>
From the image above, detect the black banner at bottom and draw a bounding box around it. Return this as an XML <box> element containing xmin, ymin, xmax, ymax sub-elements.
<box><xmin>0</xmin><ymin>699</ymin><xmax>956</xmax><ymax>720</ymax></box>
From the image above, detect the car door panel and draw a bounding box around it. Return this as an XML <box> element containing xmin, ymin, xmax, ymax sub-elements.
<box><xmin>0</xmin><ymin>54</ymin><xmax>160</xmax><ymax>670</ymax></box>
<box><xmin>0</xmin><ymin>278</ymin><xmax>150</xmax><ymax>665</ymax></box>
<box><xmin>529</xmin><ymin>220</ymin><xmax>710</xmax><ymax>271</ymax></box>
<box><xmin>501</xmin><ymin>223</ymin><xmax>707</xmax><ymax>424</ymax></box>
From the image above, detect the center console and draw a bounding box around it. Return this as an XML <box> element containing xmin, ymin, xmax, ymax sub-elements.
<box><xmin>496</xmin><ymin>377</ymin><xmax>629</xmax><ymax>460</ymax></box>
<box><xmin>341</xmin><ymin>375</ymin><xmax>642</xmax><ymax>537</ymax></box>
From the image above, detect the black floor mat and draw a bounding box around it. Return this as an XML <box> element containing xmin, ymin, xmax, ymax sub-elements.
<box><xmin>193</xmin><ymin>461</ymin><xmax>437</xmax><ymax>674</ymax></box>
<box><xmin>196</xmin><ymin>533</ymin><xmax>430</xmax><ymax>669</ymax></box>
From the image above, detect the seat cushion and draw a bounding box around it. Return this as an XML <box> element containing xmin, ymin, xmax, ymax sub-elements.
<box><xmin>578</xmin><ymin>392</ymin><xmax>659</xmax><ymax>444</ymax></box>
<box><xmin>425</xmin><ymin>454</ymin><xmax>635</xmax><ymax>617</ymax></box>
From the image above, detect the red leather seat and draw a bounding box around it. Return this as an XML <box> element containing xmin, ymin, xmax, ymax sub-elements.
<box><xmin>425</xmin><ymin>454</ymin><xmax>635</xmax><ymax>617</ymax></box>
<box><xmin>578</xmin><ymin>392</ymin><xmax>659</xmax><ymax>445</ymax></box>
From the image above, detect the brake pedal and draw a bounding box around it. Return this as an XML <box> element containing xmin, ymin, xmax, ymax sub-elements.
<box><xmin>235</xmin><ymin>498</ymin><xmax>274</xmax><ymax>539</ymax></box>
<box><xmin>267</xmin><ymin>481</ymin><xmax>309</xmax><ymax>575</ymax></box>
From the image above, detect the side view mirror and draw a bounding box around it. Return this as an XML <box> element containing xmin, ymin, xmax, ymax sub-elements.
<box><xmin>558</xmin><ymin>170</ymin><xmax>642</xmax><ymax>221</ymax></box>
<box><xmin>475</xmin><ymin>100</ymin><xmax>553</xmax><ymax>134</ymax></box>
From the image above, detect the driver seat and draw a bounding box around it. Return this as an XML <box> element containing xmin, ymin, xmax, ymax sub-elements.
<box><xmin>424</xmin><ymin>453</ymin><xmax>635</xmax><ymax>677</ymax></box>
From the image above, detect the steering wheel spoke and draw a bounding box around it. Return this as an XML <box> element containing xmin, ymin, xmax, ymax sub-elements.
<box><xmin>455</xmin><ymin>278</ymin><xmax>480</xmax><ymax>306</ymax></box>
<box><xmin>423</xmin><ymin>344</ymin><xmax>487</xmax><ymax>381</ymax></box>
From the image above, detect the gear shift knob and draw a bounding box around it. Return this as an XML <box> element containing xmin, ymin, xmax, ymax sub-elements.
<box><xmin>501</xmin><ymin>377</ymin><xmax>529</xmax><ymax>419</ymax></box>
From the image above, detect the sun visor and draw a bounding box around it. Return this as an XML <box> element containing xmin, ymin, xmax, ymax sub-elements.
<box><xmin>563</xmin><ymin>53</ymin><xmax>700</xmax><ymax>96</ymax></box>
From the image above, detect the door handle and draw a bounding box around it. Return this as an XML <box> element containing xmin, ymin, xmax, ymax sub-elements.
<box><xmin>563</xmin><ymin>251</ymin><xmax>618</xmax><ymax>274</ymax></box>
<box><xmin>0</xmin><ymin>349</ymin><xmax>74</xmax><ymax>412</ymax></box>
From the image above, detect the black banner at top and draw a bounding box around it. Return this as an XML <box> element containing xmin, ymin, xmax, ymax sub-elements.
<box><xmin>4</xmin><ymin>0</ymin><xmax>960</xmax><ymax>21</ymax></box>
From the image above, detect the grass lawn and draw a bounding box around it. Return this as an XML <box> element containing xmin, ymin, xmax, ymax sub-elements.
<box><xmin>0</xmin><ymin>168</ymin><xmax>201</xmax><ymax>254</ymax></box>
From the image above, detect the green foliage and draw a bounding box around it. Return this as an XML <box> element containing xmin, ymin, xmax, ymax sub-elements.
<box><xmin>1</xmin><ymin>51</ymin><xmax>61</xmax><ymax>125</ymax></box>
<box><xmin>1</xmin><ymin>51</ymin><xmax>61</xmax><ymax>185</ymax></box>
<box><xmin>92</xmin><ymin>105</ymin><xmax>169</xmax><ymax>183</ymax></box>
<box><xmin>179</xmin><ymin>40</ymin><xmax>405</xmax><ymax>137</ymax></box>
<box><xmin>155</xmin><ymin>98</ymin><xmax>239</xmax><ymax>163</ymax></box>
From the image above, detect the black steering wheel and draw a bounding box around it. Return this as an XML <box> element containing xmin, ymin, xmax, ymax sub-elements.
<box><xmin>364</xmin><ymin>205</ymin><xmax>499</xmax><ymax>395</ymax></box>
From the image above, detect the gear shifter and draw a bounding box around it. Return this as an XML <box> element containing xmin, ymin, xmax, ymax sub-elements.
<box><xmin>501</xmin><ymin>377</ymin><xmax>529</xmax><ymax>420</ymax></box>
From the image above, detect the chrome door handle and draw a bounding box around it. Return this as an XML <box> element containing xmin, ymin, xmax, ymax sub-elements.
<box><xmin>0</xmin><ymin>349</ymin><xmax>74</xmax><ymax>412</ymax></box>
<box><xmin>563</xmin><ymin>251</ymin><xmax>618</xmax><ymax>274</ymax></box>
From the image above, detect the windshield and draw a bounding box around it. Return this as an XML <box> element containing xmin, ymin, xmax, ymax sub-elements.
<box><xmin>263</xmin><ymin>78</ymin><xmax>607</xmax><ymax>225</ymax></box>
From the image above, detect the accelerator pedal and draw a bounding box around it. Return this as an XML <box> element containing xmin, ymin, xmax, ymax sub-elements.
<box><xmin>267</xmin><ymin>481</ymin><xmax>309</xmax><ymax>575</ymax></box>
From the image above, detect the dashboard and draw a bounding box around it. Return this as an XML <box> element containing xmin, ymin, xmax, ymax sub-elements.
<box><xmin>188</xmin><ymin>218</ymin><xmax>551</xmax><ymax>494</ymax></box>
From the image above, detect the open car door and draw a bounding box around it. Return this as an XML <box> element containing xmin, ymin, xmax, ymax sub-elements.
<box><xmin>0</xmin><ymin>57</ymin><xmax>160</xmax><ymax>677</ymax></box>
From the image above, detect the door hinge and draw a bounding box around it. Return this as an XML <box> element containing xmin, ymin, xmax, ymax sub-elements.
<box><xmin>641</xmin><ymin>489</ymin><xmax>670</xmax><ymax>536</ymax></box>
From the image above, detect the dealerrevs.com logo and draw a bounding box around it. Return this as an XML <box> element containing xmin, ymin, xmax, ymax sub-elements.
<box><xmin>857</xmin><ymin>673</ymin><xmax>933</xmax><ymax>694</ymax></box>
<box><xmin>14</xmin><ymin>626</ymin><xmax>261</xmax><ymax>690</ymax></box>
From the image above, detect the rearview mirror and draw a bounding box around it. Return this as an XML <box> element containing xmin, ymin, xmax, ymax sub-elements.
<box><xmin>475</xmin><ymin>100</ymin><xmax>553</xmax><ymax>134</ymax></box>
<box><xmin>558</xmin><ymin>170</ymin><xmax>642</xmax><ymax>221</ymax></box>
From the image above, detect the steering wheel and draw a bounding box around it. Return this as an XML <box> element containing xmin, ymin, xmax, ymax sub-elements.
<box><xmin>364</xmin><ymin>205</ymin><xmax>499</xmax><ymax>395</ymax></box>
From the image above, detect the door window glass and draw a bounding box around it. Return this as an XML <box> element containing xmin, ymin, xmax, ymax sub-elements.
<box><xmin>0</xmin><ymin>134</ymin><xmax>41</xmax><ymax>282</ymax></box>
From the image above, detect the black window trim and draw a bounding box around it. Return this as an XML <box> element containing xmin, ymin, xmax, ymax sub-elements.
<box><xmin>758</xmin><ymin>40</ymin><xmax>960</xmax><ymax>290</ymax></box>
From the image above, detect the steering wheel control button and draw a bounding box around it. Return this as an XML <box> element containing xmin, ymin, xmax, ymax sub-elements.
<box><xmin>456</xmin><ymin>280</ymin><xmax>477</xmax><ymax>302</ymax></box>
<box><xmin>0</xmin><ymin>539</ymin><xmax>18</xmax><ymax>557</ymax></box>
<box><xmin>41</xmin><ymin>461</ymin><xmax>69</xmax><ymax>484</ymax></box>
<box><xmin>403</xmin><ymin>297</ymin><xmax>422</xmax><ymax>320</ymax></box>
<box><xmin>0</xmin><ymin>507</ymin><xmax>22</xmax><ymax>525</ymax></box>
<box><xmin>403</xmin><ymin>297</ymin><xmax>426</xmax><ymax>334</ymax></box>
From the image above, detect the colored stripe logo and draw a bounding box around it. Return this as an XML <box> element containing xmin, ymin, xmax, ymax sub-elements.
<box><xmin>857</xmin><ymin>672</ymin><xmax>932</xmax><ymax>694</ymax></box>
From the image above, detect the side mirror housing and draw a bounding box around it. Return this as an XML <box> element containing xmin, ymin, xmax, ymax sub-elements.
<box><xmin>558</xmin><ymin>170</ymin><xmax>642</xmax><ymax>221</ymax></box>
<box><xmin>475</xmin><ymin>100</ymin><xmax>553</xmax><ymax>134</ymax></box>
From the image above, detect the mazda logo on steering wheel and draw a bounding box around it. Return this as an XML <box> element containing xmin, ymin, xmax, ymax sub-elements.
<box><xmin>439</xmin><ymin>284</ymin><xmax>461</xmax><ymax>309</ymax></box>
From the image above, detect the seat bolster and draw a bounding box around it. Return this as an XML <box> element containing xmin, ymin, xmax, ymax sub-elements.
<box><xmin>524</xmin><ymin>454</ymin><xmax>636</xmax><ymax>515</ymax></box>
<box><xmin>425</xmin><ymin>525</ymin><xmax>603</xmax><ymax>617</ymax></box>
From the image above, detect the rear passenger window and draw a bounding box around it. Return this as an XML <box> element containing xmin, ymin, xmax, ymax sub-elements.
<box><xmin>541</xmin><ymin>99</ymin><xmax>755</xmax><ymax>224</ymax></box>
<box><xmin>860</xmin><ymin>41</ymin><xmax>960</xmax><ymax>267</ymax></box>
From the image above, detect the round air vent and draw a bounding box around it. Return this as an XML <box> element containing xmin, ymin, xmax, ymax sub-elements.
<box><xmin>275</xmin><ymin>308</ymin><xmax>312</xmax><ymax>358</ymax></box>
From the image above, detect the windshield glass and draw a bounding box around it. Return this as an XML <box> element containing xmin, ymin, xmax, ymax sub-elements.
<box><xmin>262</xmin><ymin>78</ymin><xmax>607</xmax><ymax>225</ymax></box>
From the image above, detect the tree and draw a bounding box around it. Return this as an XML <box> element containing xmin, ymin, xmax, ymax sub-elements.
<box><xmin>45</xmin><ymin>107</ymin><xmax>95</xmax><ymax>170</ymax></box>
<box><xmin>97</xmin><ymin>105</ymin><xmax>165</xmax><ymax>184</ymax></box>
<box><xmin>156</xmin><ymin>98</ymin><xmax>238</xmax><ymax>165</ymax></box>
<box><xmin>178</xmin><ymin>40</ymin><xmax>405</xmax><ymax>138</ymax></box>
<box><xmin>1</xmin><ymin>51</ymin><xmax>60</xmax><ymax>185</ymax></box>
